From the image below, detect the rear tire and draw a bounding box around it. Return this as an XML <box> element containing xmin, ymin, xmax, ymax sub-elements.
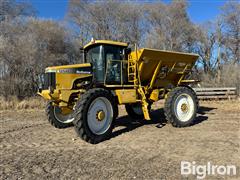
<box><xmin>164</xmin><ymin>87</ymin><xmax>197</xmax><ymax>127</ymax></box>
<box><xmin>46</xmin><ymin>102</ymin><xmax>74</xmax><ymax>129</ymax></box>
<box><xmin>73</xmin><ymin>88</ymin><xmax>118</xmax><ymax>144</ymax></box>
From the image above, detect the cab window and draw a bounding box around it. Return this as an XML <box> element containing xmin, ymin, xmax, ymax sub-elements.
<box><xmin>104</xmin><ymin>45</ymin><xmax>124</xmax><ymax>84</ymax></box>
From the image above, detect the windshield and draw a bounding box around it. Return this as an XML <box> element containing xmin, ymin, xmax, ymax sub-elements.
<box><xmin>85</xmin><ymin>45</ymin><xmax>102</xmax><ymax>64</ymax></box>
<box><xmin>85</xmin><ymin>45</ymin><xmax>104</xmax><ymax>82</ymax></box>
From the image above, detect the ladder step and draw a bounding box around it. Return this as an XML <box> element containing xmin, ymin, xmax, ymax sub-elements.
<box><xmin>128</xmin><ymin>59</ymin><xmax>137</xmax><ymax>84</ymax></box>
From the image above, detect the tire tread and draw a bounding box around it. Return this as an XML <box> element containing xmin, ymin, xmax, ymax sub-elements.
<box><xmin>164</xmin><ymin>87</ymin><xmax>198</xmax><ymax>128</ymax></box>
<box><xmin>73</xmin><ymin>88</ymin><xmax>118</xmax><ymax>144</ymax></box>
<box><xmin>45</xmin><ymin>102</ymin><xmax>72</xmax><ymax>129</ymax></box>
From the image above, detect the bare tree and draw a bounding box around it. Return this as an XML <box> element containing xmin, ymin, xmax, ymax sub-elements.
<box><xmin>221</xmin><ymin>1</ymin><xmax>240</xmax><ymax>64</ymax></box>
<box><xmin>145</xmin><ymin>0</ymin><xmax>196</xmax><ymax>52</ymax></box>
<box><xmin>194</xmin><ymin>22</ymin><xmax>217</xmax><ymax>73</ymax></box>
<box><xmin>0</xmin><ymin>0</ymin><xmax>35</xmax><ymax>22</ymax></box>
<box><xmin>67</xmin><ymin>0</ymin><xmax>145</xmax><ymax>46</ymax></box>
<box><xmin>0</xmin><ymin>18</ymin><xmax>80</xmax><ymax>98</ymax></box>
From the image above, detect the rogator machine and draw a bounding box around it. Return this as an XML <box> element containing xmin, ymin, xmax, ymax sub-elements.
<box><xmin>38</xmin><ymin>40</ymin><xmax>199</xmax><ymax>143</ymax></box>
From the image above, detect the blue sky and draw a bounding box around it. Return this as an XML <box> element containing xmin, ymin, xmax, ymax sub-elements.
<box><xmin>30</xmin><ymin>0</ymin><xmax>229</xmax><ymax>23</ymax></box>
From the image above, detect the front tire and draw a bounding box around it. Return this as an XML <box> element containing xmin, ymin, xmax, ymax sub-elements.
<box><xmin>46</xmin><ymin>102</ymin><xmax>74</xmax><ymax>129</ymax></box>
<box><xmin>164</xmin><ymin>87</ymin><xmax>197</xmax><ymax>127</ymax></box>
<box><xmin>73</xmin><ymin>88</ymin><xmax>118</xmax><ymax>144</ymax></box>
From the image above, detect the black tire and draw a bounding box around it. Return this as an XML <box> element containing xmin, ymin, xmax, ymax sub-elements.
<box><xmin>164</xmin><ymin>87</ymin><xmax>197</xmax><ymax>127</ymax></box>
<box><xmin>125</xmin><ymin>103</ymin><xmax>151</xmax><ymax>119</ymax></box>
<box><xmin>73</xmin><ymin>88</ymin><xmax>118</xmax><ymax>144</ymax></box>
<box><xmin>46</xmin><ymin>101</ymin><xmax>73</xmax><ymax>129</ymax></box>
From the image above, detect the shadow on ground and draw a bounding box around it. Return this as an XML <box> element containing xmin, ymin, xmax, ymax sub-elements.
<box><xmin>112</xmin><ymin>106</ymin><xmax>216</xmax><ymax>139</ymax></box>
<box><xmin>198</xmin><ymin>106</ymin><xmax>217</xmax><ymax>115</ymax></box>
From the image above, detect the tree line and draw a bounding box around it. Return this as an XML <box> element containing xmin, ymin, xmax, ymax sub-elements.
<box><xmin>0</xmin><ymin>0</ymin><xmax>239</xmax><ymax>99</ymax></box>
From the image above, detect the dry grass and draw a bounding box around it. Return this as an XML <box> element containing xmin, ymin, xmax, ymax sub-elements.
<box><xmin>200</xmin><ymin>99</ymin><xmax>240</xmax><ymax>110</ymax></box>
<box><xmin>0</xmin><ymin>95</ymin><xmax>239</xmax><ymax>111</ymax></box>
<box><xmin>0</xmin><ymin>96</ymin><xmax>46</xmax><ymax>110</ymax></box>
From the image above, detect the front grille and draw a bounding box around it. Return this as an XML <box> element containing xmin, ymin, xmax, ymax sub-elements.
<box><xmin>38</xmin><ymin>72</ymin><xmax>56</xmax><ymax>91</ymax></box>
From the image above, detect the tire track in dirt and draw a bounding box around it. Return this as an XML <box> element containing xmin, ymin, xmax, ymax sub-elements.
<box><xmin>0</xmin><ymin>122</ymin><xmax>48</xmax><ymax>135</ymax></box>
<box><xmin>0</xmin><ymin>140</ymin><xmax>69</xmax><ymax>149</ymax></box>
<box><xmin>0</xmin><ymin>119</ymin><xmax>17</xmax><ymax>123</ymax></box>
<box><xmin>1</xmin><ymin>122</ymin><xmax>76</xmax><ymax>150</ymax></box>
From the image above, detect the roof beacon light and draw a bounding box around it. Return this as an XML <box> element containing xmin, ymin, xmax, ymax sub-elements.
<box><xmin>91</xmin><ymin>37</ymin><xmax>95</xmax><ymax>44</ymax></box>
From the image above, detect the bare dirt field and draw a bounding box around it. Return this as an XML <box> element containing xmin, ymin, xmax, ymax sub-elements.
<box><xmin>0</xmin><ymin>100</ymin><xmax>239</xmax><ymax>179</ymax></box>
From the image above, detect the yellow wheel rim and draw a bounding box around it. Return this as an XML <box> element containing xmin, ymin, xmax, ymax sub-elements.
<box><xmin>97</xmin><ymin>110</ymin><xmax>105</xmax><ymax>121</ymax></box>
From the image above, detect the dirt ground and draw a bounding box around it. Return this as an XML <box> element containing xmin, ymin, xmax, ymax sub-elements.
<box><xmin>0</xmin><ymin>100</ymin><xmax>239</xmax><ymax>180</ymax></box>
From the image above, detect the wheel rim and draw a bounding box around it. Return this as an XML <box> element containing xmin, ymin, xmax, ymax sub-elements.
<box><xmin>53</xmin><ymin>106</ymin><xmax>74</xmax><ymax>123</ymax></box>
<box><xmin>132</xmin><ymin>104</ymin><xmax>143</xmax><ymax>115</ymax></box>
<box><xmin>87</xmin><ymin>97</ymin><xmax>113</xmax><ymax>135</ymax></box>
<box><xmin>174</xmin><ymin>93</ymin><xmax>195</xmax><ymax>122</ymax></box>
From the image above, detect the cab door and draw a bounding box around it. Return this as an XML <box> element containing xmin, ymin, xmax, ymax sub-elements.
<box><xmin>104</xmin><ymin>45</ymin><xmax>126</xmax><ymax>85</ymax></box>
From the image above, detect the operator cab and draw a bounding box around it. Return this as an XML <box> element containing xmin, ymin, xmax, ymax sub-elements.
<box><xmin>83</xmin><ymin>40</ymin><xmax>129</xmax><ymax>85</ymax></box>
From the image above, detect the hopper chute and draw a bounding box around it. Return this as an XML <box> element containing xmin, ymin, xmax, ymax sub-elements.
<box><xmin>135</xmin><ymin>48</ymin><xmax>199</xmax><ymax>88</ymax></box>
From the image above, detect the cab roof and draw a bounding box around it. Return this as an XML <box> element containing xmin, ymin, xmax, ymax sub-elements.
<box><xmin>84</xmin><ymin>40</ymin><xmax>128</xmax><ymax>49</ymax></box>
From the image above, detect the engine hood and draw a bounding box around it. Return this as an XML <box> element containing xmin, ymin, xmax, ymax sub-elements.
<box><xmin>45</xmin><ymin>63</ymin><xmax>92</xmax><ymax>74</ymax></box>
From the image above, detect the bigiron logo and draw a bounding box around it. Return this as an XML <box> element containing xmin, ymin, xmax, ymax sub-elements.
<box><xmin>181</xmin><ymin>161</ymin><xmax>237</xmax><ymax>179</ymax></box>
